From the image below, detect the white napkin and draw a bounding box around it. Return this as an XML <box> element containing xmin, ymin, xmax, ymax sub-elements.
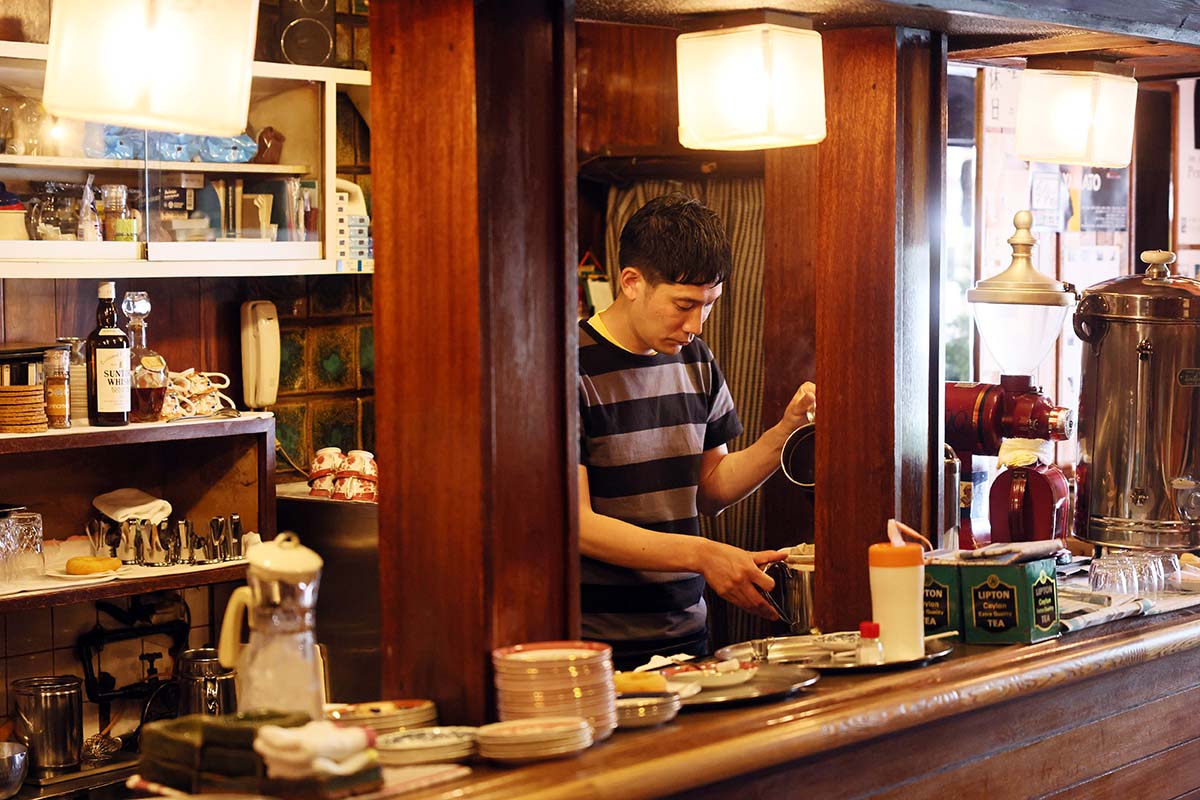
<box><xmin>632</xmin><ymin>653</ymin><xmax>695</xmax><ymax>672</ymax></box>
<box><xmin>92</xmin><ymin>488</ymin><xmax>172</xmax><ymax>525</ymax></box>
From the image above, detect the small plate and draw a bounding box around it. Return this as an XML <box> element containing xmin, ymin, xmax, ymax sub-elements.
<box><xmin>45</xmin><ymin>566</ymin><xmax>130</xmax><ymax>581</ymax></box>
<box><xmin>662</xmin><ymin>662</ymin><xmax>758</xmax><ymax>688</ymax></box>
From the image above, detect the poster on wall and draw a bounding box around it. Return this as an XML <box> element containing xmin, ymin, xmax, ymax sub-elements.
<box><xmin>1178</xmin><ymin>79</ymin><xmax>1200</xmax><ymax>244</ymax></box>
<box><xmin>1079</xmin><ymin>167</ymin><xmax>1129</xmax><ymax>232</ymax></box>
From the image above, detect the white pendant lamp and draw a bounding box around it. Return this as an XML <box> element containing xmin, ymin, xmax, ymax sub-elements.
<box><xmin>677</xmin><ymin>11</ymin><xmax>826</xmax><ymax>151</ymax></box>
<box><xmin>1015</xmin><ymin>58</ymin><xmax>1137</xmax><ymax>169</ymax></box>
<box><xmin>43</xmin><ymin>0</ymin><xmax>260</xmax><ymax>136</ymax></box>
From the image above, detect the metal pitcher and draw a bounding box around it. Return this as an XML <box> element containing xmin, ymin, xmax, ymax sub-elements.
<box><xmin>176</xmin><ymin>648</ymin><xmax>237</xmax><ymax>717</ymax></box>
<box><xmin>762</xmin><ymin>561</ymin><xmax>816</xmax><ymax>635</ymax></box>
<box><xmin>11</xmin><ymin>676</ymin><xmax>82</xmax><ymax>776</ymax></box>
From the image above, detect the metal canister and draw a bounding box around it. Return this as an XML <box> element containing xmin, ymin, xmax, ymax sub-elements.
<box><xmin>11</xmin><ymin>676</ymin><xmax>82</xmax><ymax>776</ymax></box>
<box><xmin>1074</xmin><ymin>249</ymin><xmax>1200</xmax><ymax>549</ymax></box>
<box><xmin>176</xmin><ymin>648</ymin><xmax>237</xmax><ymax>716</ymax></box>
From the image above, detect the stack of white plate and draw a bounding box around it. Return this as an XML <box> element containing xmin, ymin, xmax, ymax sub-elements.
<box><xmin>476</xmin><ymin>717</ymin><xmax>593</xmax><ymax>764</ymax></box>
<box><xmin>615</xmin><ymin>692</ymin><xmax>681</xmax><ymax>729</ymax></box>
<box><xmin>325</xmin><ymin>699</ymin><xmax>438</xmax><ymax>735</ymax></box>
<box><xmin>492</xmin><ymin>640</ymin><xmax>617</xmax><ymax>741</ymax></box>
<box><xmin>376</xmin><ymin>726</ymin><xmax>478</xmax><ymax>765</ymax></box>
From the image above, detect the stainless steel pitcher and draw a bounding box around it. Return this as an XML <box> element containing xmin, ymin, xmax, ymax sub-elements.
<box><xmin>1074</xmin><ymin>249</ymin><xmax>1200</xmax><ymax>549</ymax></box>
<box><xmin>176</xmin><ymin>648</ymin><xmax>237</xmax><ymax>716</ymax></box>
<box><xmin>762</xmin><ymin>561</ymin><xmax>816</xmax><ymax>634</ymax></box>
<box><xmin>12</xmin><ymin>676</ymin><xmax>82</xmax><ymax>776</ymax></box>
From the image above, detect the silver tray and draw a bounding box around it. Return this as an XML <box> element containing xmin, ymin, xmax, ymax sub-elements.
<box><xmin>715</xmin><ymin>636</ymin><xmax>955</xmax><ymax>672</ymax></box>
<box><xmin>678</xmin><ymin>664</ymin><xmax>820</xmax><ymax>708</ymax></box>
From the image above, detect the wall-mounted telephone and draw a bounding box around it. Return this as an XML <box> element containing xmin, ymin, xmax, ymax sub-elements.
<box><xmin>240</xmin><ymin>300</ymin><xmax>280</xmax><ymax>409</ymax></box>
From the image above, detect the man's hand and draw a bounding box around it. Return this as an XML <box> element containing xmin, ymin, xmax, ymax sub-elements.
<box><xmin>780</xmin><ymin>381</ymin><xmax>817</xmax><ymax>434</ymax></box>
<box><xmin>697</xmin><ymin>539</ymin><xmax>789</xmax><ymax>619</ymax></box>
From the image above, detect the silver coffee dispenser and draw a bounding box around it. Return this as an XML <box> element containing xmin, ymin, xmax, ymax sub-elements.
<box><xmin>1074</xmin><ymin>249</ymin><xmax>1200</xmax><ymax>549</ymax></box>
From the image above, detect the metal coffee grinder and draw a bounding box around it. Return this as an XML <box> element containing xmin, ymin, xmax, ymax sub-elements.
<box><xmin>1074</xmin><ymin>249</ymin><xmax>1200</xmax><ymax>550</ymax></box>
<box><xmin>945</xmin><ymin>211</ymin><xmax>1077</xmax><ymax>548</ymax></box>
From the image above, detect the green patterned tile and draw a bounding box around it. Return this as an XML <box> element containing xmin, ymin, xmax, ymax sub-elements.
<box><xmin>308</xmin><ymin>275</ymin><xmax>357</xmax><ymax>317</ymax></box>
<box><xmin>358</xmin><ymin>325</ymin><xmax>374</xmax><ymax>389</ymax></box>
<box><xmin>271</xmin><ymin>402</ymin><xmax>310</xmax><ymax>475</ymax></box>
<box><xmin>311</xmin><ymin>399</ymin><xmax>357</xmax><ymax>453</ymax></box>
<box><xmin>307</xmin><ymin>325</ymin><xmax>357</xmax><ymax>392</ymax></box>
<box><xmin>357</xmin><ymin>275</ymin><xmax>373</xmax><ymax>314</ymax></box>
<box><xmin>279</xmin><ymin>328</ymin><xmax>308</xmax><ymax>395</ymax></box>
<box><xmin>360</xmin><ymin>397</ymin><xmax>374</xmax><ymax>453</ymax></box>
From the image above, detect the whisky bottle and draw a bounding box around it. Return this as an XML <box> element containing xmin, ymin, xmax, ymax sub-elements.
<box><xmin>86</xmin><ymin>280</ymin><xmax>130</xmax><ymax>426</ymax></box>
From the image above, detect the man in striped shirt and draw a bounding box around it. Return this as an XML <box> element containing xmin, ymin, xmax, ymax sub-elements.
<box><xmin>579</xmin><ymin>194</ymin><xmax>817</xmax><ymax>669</ymax></box>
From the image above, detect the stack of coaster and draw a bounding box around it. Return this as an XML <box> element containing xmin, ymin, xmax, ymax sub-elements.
<box><xmin>0</xmin><ymin>385</ymin><xmax>47</xmax><ymax>433</ymax></box>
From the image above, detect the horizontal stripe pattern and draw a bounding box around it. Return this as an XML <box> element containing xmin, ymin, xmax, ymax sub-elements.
<box><xmin>578</xmin><ymin>318</ymin><xmax>742</xmax><ymax>649</ymax></box>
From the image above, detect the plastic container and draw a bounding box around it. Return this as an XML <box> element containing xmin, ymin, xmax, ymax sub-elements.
<box><xmin>868</xmin><ymin>542</ymin><xmax>925</xmax><ymax>662</ymax></box>
<box><xmin>856</xmin><ymin>621</ymin><xmax>884</xmax><ymax>665</ymax></box>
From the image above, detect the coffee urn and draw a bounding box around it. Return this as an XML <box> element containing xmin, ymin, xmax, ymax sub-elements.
<box><xmin>1074</xmin><ymin>249</ymin><xmax>1200</xmax><ymax>550</ymax></box>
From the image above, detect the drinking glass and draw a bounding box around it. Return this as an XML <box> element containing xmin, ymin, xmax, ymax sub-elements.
<box><xmin>0</xmin><ymin>515</ymin><xmax>17</xmax><ymax>582</ymax></box>
<box><xmin>10</xmin><ymin>511</ymin><xmax>44</xmax><ymax>580</ymax></box>
<box><xmin>1089</xmin><ymin>555</ymin><xmax>1136</xmax><ymax>595</ymax></box>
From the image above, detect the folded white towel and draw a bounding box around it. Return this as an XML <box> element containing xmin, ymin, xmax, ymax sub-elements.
<box><xmin>92</xmin><ymin>488</ymin><xmax>172</xmax><ymax>525</ymax></box>
<box><xmin>254</xmin><ymin>721</ymin><xmax>372</xmax><ymax>779</ymax></box>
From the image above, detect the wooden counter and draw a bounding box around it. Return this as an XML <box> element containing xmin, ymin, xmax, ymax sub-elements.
<box><xmin>406</xmin><ymin>609</ymin><xmax>1200</xmax><ymax>799</ymax></box>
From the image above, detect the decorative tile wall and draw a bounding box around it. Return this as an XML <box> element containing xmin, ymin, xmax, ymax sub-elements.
<box><xmin>268</xmin><ymin>275</ymin><xmax>374</xmax><ymax>481</ymax></box>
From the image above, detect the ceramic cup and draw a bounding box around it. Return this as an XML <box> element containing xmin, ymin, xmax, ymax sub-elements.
<box><xmin>332</xmin><ymin>474</ymin><xmax>378</xmax><ymax>503</ymax></box>
<box><xmin>309</xmin><ymin>447</ymin><xmax>345</xmax><ymax>498</ymax></box>
<box><xmin>338</xmin><ymin>449</ymin><xmax>376</xmax><ymax>478</ymax></box>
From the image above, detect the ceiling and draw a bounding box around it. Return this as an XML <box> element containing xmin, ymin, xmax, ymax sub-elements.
<box><xmin>576</xmin><ymin>0</ymin><xmax>1200</xmax><ymax>80</ymax></box>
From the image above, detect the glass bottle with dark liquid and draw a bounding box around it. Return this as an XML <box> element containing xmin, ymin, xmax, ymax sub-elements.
<box><xmin>87</xmin><ymin>280</ymin><xmax>130</xmax><ymax>426</ymax></box>
<box><xmin>121</xmin><ymin>291</ymin><xmax>169</xmax><ymax>423</ymax></box>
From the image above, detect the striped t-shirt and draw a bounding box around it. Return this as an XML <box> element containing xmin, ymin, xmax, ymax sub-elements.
<box><xmin>577</xmin><ymin>319</ymin><xmax>742</xmax><ymax>661</ymax></box>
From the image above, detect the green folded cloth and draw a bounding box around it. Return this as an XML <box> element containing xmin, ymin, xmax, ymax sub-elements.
<box><xmin>197</xmin><ymin>771</ymin><xmax>264</xmax><ymax>794</ymax></box>
<box><xmin>140</xmin><ymin>717</ymin><xmax>205</xmax><ymax>769</ymax></box>
<box><xmin>202</xmin><ymin>710</ymin><xmax>311</xmax><ymax>749</ymax></box>
<box><xmin>199</xmin><ymin>744</ymin><xmax>265</xmax><ymax>777</ymax></box>
<box><xmin>261</xmin><ymin>764</ymin><xmax>385</xmax><ymax>800</ymax></box>
<box><xmin>139</xmin><ymin>756</ymin><xmax>196</xmax><ymax>793</ymax></box>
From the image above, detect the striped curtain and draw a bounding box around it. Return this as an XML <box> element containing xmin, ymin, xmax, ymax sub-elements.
<box><xmin>604</xmin><ymin>179</ymin><xmax>769</xmax><ymax>648</ymax></box>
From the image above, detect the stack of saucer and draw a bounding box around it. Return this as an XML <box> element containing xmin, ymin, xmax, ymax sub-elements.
<box><xmin>615</xmin><ymin>692</ymin><xmax>681</xmax><ymax>729</ymax></box>
<box><xmin>376</xmin><ymin>727</ymin><xmax>477</xmax><ymax>766</ymax></box>
<box><xmin>325</xmin><ymin>699</ymin><xmax>438</xmax><ymax>735</ymax></box>
<box><xmin>0</xmin><ymin>385</ymin><xmax>47</xmax><ymax>433</ymax></box>
<box><xmin>492</xmin><ymin>641</ymin><xmax>616</xmax><ymax>741</ymax></box>
<box><xmin>476</xmin><ymin>717</ymin><xmax>593</xmax><ymax>764</ymax></box>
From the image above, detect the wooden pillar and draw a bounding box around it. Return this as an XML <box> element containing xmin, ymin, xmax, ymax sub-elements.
<box><xmin>763</xmin><ymin>27</ymin><xmax>945</xmax><ymax>632</ymax></box>
<box><xmin>370</xmin><ymin>0</ymin><xmax>577</xmax><ymax>724</ymax></box>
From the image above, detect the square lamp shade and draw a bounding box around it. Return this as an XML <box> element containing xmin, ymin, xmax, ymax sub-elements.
<box><xmin>43</xmin><ymin>0</ymin><xmax>259</xmax><ymax>136</ymax></box>
<box><xmin>1015</xmin><ymin>68</ymin><xmax>1138</xmax><ymax>168</ymax></box>
<box><xmin>677</xmin><ymin>22</ymin><xmax>826</xmax><ymax>151</ymax></box>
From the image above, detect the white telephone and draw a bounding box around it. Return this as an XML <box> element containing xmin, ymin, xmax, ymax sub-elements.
<box><xmin>240</xmin><ymin>300</ymin><xmax>280</xmax><ymax>409</ymax></box>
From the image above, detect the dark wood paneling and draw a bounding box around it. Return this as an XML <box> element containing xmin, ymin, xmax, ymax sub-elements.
<box><xmin>372</xmin><ymin>0</ymin><xmax>575</xmax><ymax>724</ymax></box>
<box><xmin>1134</xmin><ymin>87</ymin><xmax>1173</xmax><ymax>257</ymax></box>
<box><xmin>3</xmin><ymin>279</ymin><xmax>55</xmax><ymax>341</ymax></box>
<box><xmin>576</xmin><ymin>21</ymin><xmax>677</xmax><ymax>155</ymax></box>
<box><xmin>761</xmin><ymin>146</ymin><xmax>818</xmax><ymax>550</ymax></box>
<box><xmin>810</xmin><ymin>27</ymin><xmax>940</xmax><ymax>632</ymax></box>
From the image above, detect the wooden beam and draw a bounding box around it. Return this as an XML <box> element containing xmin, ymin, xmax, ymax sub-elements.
<box><xmin>371</xmin><ymin>0</ymin><xmax>576</xmax><ymax>725</ymax></box>
<box><xmin>949</xmin><ymin>31</ymin><xmax>1155</xmax><ymax>61</ymax></box>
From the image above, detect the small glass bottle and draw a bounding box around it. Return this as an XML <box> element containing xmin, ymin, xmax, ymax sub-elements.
<box><xmin>121</xmin><ymin>291</ymin><xmax>169</xmax><ymax>423</ymax></box>
<box><xmin>43</xmin><ymin>347</ymin><xmax>70</xmax><ymax>429</ymax></box>
<box><xmin>100</xmin><ymin>184</ymin><xmax>137</xmax><ymax>242</ymax></box>
<box><xmin>856</xmin><ymin>621</ymin><xmax>885</xmax><ymax>666</ymax></box>
<box><xmin>56</xmin><ymin>337</ymin><xmax>88</xmax><ymax>427</ymax></box>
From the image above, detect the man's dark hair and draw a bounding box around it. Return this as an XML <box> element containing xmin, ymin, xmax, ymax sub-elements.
<box><xmin>618</xmin><ymin>193</ymin><xmax>732</xmax><ymax>286</ymax></box>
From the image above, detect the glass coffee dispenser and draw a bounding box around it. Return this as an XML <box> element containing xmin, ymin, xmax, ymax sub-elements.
<box><xmin>946</xmin><ymin>211</ymin><xmax>1077</xmax><ymax>547</ymax></box>
<box><xmin>1074</xmin><ymin>249</ymin><xmax>1200</xmax><ymax>549</ymax></box>
<box><xmin>218</xmin><ymin>533</ymin><xmax>325</xmax><ymax>719</ymax></box>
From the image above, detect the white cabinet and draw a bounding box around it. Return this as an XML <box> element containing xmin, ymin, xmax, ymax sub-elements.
<box><xmin>0</xmin><ymin>40</ymin><xmax>370</xmax><ymax>278</ymax></box>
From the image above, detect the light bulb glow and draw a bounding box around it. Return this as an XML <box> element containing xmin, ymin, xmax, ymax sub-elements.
<box><xmin>1016</xmin><ymin>68</ymin><xmax>1137</xmax><ymax>168</ymax></box>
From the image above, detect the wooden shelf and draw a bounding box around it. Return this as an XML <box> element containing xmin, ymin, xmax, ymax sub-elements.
<box><xmin>0</xmin><ymin>154</ymin><xmax>310</xmax><ymax>175</ymax></box>
<box><xmin>0</xmin><ymin>411</ymin><xmax>274</xmax><ymax>456</ymax></box>
<box><xmin>0</xmin><ymin>259</ymin><xmax>371</xmax><ymax>278</ymax></box>
<box><xmin>0</xmin><ymin>563</ymin><xmax>246</xmax><ymax>614</ymax></box>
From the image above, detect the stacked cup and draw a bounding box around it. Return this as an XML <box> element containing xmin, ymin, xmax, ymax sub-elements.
<box><xmin>332</xmin><ymin>450</ymin><xmax>378</xmax><ymax>503</ymax></box>
<box><xmin>492</xmin><ymin>641</ymin><xmax>616</xmax><ymax>743</ymax></box>
<box><xmin>308</xmin><ymin>447</ymin><xmax>345</xmax><ymax>498</ymax></box>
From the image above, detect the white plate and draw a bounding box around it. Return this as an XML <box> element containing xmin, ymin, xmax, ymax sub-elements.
<box><xmin>663</xmin><ymin>664</ymin><xmax>758</xmax><ymax>688</ymax></box>
<box><xmin>45</xmin><ymin>566</ymin><xmax>130</xmax><ymax>581</ymax></box>
<box><xmin>377</xmin><ymin>727</ymin><xmax>478</xmax><ymax>751</ymax></box>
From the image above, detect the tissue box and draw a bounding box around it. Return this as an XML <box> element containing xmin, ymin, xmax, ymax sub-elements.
<box><xmin>924</xmin><ymin>563</ymin><xmax>961</xmax><ymax>636</ymax></box>
<box><xmin>960</xmin><ymin>557</ymin><xmax>1060</xmax><ymax>644</ymax></box>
